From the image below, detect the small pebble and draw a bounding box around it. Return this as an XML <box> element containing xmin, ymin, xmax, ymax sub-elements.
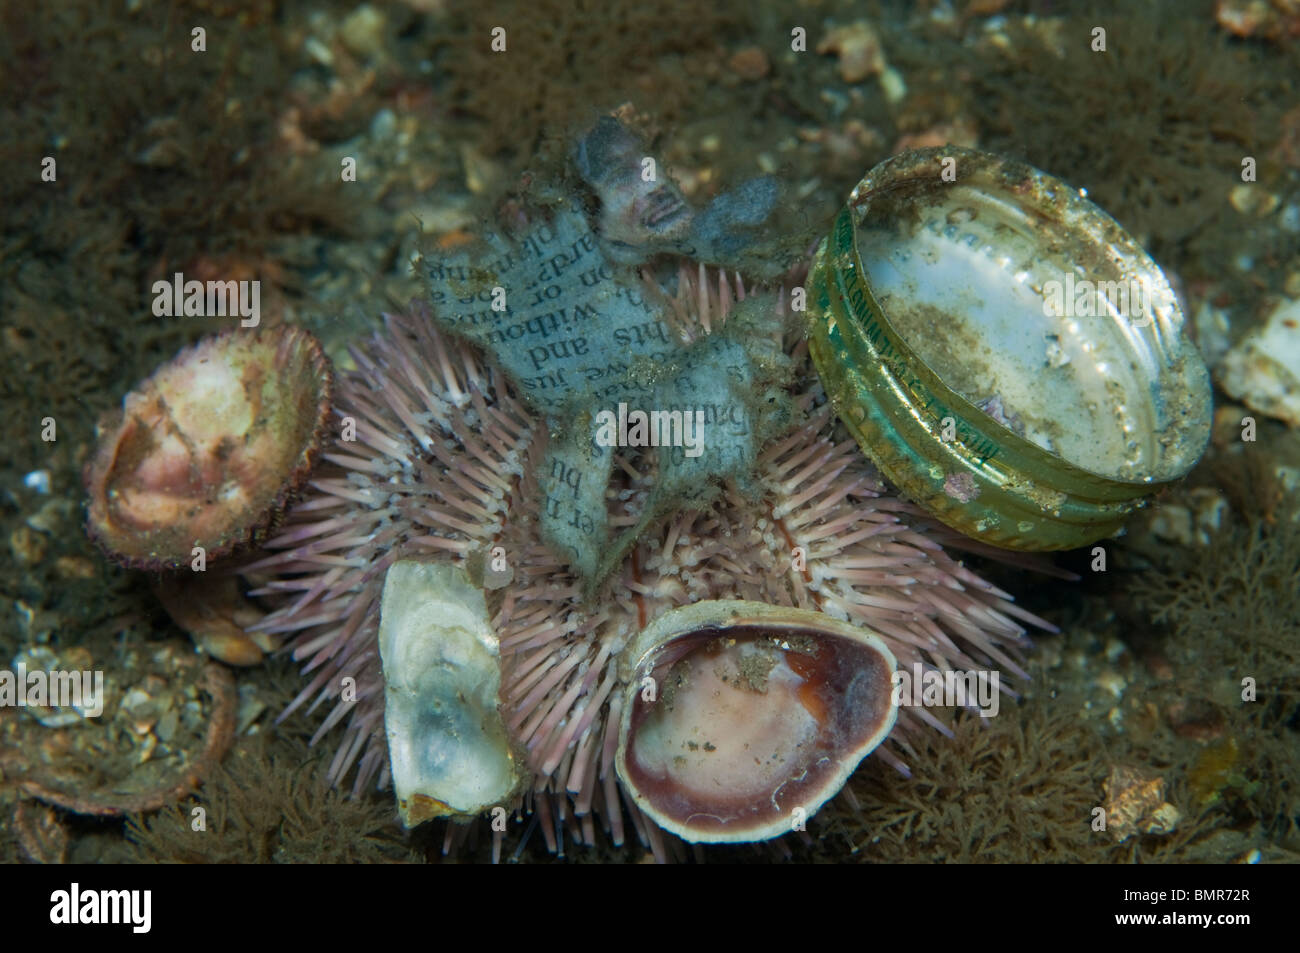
<box><xmin>10</xmin><ymin>526</ymin><xmax>48</xmax><ymax>565</ymax></box>
<box><xmin>340</xmin><ymin>5</ymin><xmax>387</xmax><ymax>60</ymax></box>
<box><xmin>303</xmin><ymin>35</ymin><xmax>334</xmax><ymax>67</ymax></box>
<box><xmin>1281</xmin><ymin>203</ymin><xmax>1300</xmax><ymax>234</ymax></box>
<box><xmin>879</xmin><ymin>66</ymin><xmax>907</xmax><ymax>104</ymax></box>
<box><xmin>156</xmin><ymin>708</ymin><xmax>180</xmax><ymax>744</ymax></box>
<box><xmin>727</xmin><ymin>46</ymin><xmax>770</xmax><ymax>81</ymax></box>
<box><xmin>1228</xmin><ymin>183</ymin><xmax>1279</xmax><ymax>217</ymax></box>
<box><xmin>369</xmin><ymin>107</ymin><xmax>397</xmax><ymax>141</ymax></box>
<box><xmin>817</xmin><ymin>21</ymin><xmax>886</xmax><ymax>84</ymax></box>
<box><xmin>55</xmin><ymin>555</ymin><xmax>98</xmax><ymax>580</ymax></box>
<box><xmin>460</xmin><ymin>144</ymin><xmax>500</xmax><ymax>195</ymax></box>
<box><xmin>24</xmin><ymin>469</ymin><xmax>51</xmax><ymax>495</ymax></box>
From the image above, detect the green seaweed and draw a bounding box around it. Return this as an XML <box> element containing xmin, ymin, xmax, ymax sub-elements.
<box><xmin>810</xmin><ymin>687</ymin><xmax>1291</xmax><ymax>863</ymax></box>
<box><xmin>818</xmin><ymin>698</ymin><xmax>1115</xmax><ymax>863</ymax></box>
<box><xmin>1128</xmin><ymin>517</ymin><xmax>1300</xmax><ymax>850</ymax></box>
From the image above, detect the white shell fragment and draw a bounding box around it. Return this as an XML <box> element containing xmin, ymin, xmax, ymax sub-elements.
<box><xmin>378</xmin><ymin>560</ymin><xmax>521</xmax><ymax>826</ymax></box>
<box><xmin>1218</xmin><ymin>297</ymin><xmax>1300</xmax><ymax>427</ymax></box>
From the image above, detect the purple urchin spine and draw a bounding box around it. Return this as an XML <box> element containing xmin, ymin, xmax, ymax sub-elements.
<box><xmin>241</xmin><ymin>303</ymin><xmax>533</xmax><ymax>795</ymax></box>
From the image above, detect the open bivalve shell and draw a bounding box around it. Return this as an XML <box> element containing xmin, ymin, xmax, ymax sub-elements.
<box><xmin>615</xmin><ymin>601</ymin><xmax>898</xmax><ymax>844</ymax></box>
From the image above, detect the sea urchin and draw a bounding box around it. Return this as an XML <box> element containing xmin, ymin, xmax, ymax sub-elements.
<box><xmin>243</xmin><ymin>266</ymin><xmax>1053</xmax><ymax>860</ymax></box>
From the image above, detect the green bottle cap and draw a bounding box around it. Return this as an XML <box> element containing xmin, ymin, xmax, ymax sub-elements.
<box><xmin>806</xmin><ymin>148</ymin><xmax>1212</xmax><ymax>551</ymax></box>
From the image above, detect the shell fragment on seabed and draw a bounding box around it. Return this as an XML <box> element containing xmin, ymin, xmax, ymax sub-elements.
<box><xmin>1217</xmin><ymin>296</ymin><xmax>1300</xmax><ymax>428</ymax></box>
<box><xmin>378</xmin><ymin>560</ymin><xmax>523</xmax><ymax>827</ymax></box>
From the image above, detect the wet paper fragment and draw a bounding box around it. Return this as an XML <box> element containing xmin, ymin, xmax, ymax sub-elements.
<box><xmin>423</xmin><ymin>200</ymin><xmax>789</xmax><ymax>592</ymax></box>
<box><xmin>425</xmin><ymin>205</ymin><xmax>671</xmax><ymax>415</ymax></box>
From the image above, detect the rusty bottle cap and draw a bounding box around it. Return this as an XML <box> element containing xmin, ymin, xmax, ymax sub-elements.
<box><xmin>806</xmin><ymin>147</ymin><xmax>1212</xmax><ymax>551</ymax></box>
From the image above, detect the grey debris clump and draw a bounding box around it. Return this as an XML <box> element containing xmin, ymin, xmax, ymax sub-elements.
<box><xmin>421</xmin><ymin>122</ymin><xmax>793</xmax><ymax>593</ymax></box>
<box><xmin>573</xmin><ymin>116</ymin><xmax>780</xmax><ymax>266</ymax></box>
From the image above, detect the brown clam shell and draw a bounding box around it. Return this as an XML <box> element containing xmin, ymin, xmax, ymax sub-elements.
<box><xmin>615</xmin><ymin>600</ymin><xmax>897</xmax><ymax>844</ymax></box>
